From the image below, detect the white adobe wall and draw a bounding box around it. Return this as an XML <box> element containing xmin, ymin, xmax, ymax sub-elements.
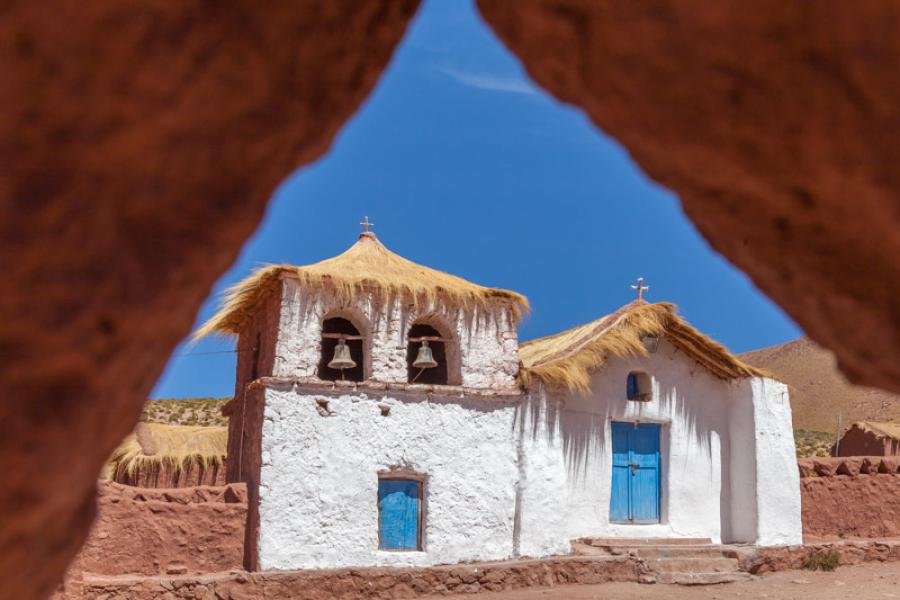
<box><xmin>513</xmin><ymin>393</ymin><xmax>572</xmax><ymax>558</ymax></box>
<box><xmin>515</xmin><ymin>344</ymin><xmax>802</xmax><ymax>548</ymax></box>
<box><xmin>272</xmin><ymin>279</ymin><xmax>519</xmax><ymax>389</ymax></box>
<box><xmin>517</xmin><ymin>342</ymin><xmax>740</xmax><ymax>545</ymax></box>
<box><xmin>748</xmin><ymin>377</ymin><xmax>802</xmax><ymax>545</ymax></box>
<box><xmin>256</xmin><ymin>387</ymin><xmax>520</xmax><ymax>570</ymax></box>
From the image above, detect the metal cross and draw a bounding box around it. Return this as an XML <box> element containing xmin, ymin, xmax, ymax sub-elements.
<box><xmin>631</xmin><ymin>277</ymin><xmax>649</xmax><ymax>301</ymax></box>
<box><xmin>360</xmin><ymin>216</ymin><xmax>375</xmax><ymax>233</ymax></box>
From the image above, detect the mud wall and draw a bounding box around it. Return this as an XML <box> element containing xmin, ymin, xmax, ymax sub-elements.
<box><xmin>64</xmin><ymin>481</ymin><xmax>247</xmax><ymax>584</ymax></box>
<box><xmin>799</xmin><ymin>457</ymin><xmax>900</xmax><ymax>538</ymax></box>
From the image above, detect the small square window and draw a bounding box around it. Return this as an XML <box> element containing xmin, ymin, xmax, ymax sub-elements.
<box><xmin>627</xmin><ymin>371</ymin><xmax>652</xmax><ymax>402</ymax></box>
<box><xmin>378</xmin><ymin>477</ymin><xmax>423</xmax><ymax>551</ymax></box>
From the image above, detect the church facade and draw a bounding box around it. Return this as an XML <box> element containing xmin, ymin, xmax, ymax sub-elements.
<box><xmin>202</xmin><ymin>231</ymin><xmax>801</xmax><ymax>571</ymax></box>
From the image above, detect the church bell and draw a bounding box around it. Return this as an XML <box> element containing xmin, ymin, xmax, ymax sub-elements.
<box><xmin>412</xmin><ymin>340</ymin><xmax>439</xmax><ymax>369</ymax></box>
<box><xmin>327</xmin><ymin>339</ymin><xmax>357</xmax><ymax>371</ymax></box>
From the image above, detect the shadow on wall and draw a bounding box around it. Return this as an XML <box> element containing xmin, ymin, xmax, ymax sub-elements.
<box><xmin>517</xmin><ymin>372</ymin><xmax>733</xmax><ymax>535</ymax></box>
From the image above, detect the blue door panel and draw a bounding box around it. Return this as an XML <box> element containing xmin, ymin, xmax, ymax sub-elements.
<box><xmin>610</xmin><ymin>465</ymin><xmax>631</xmax><ymax>522</ymax></box>
<box><xmin>631</xmin><ymin>467</ymin><xmax>660</xmax><ymax>523</ymax></box>
<box><xmin>609</xmin><ymin>423</ymin><xmax>660</xmax><ymax>523</ymax></box>
<box><xmin>378</xmin><ymin>479</ymin><xmax>420</xmax><ymax>550</ymax></box>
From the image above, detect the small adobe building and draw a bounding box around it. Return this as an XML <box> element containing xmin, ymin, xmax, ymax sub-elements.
<box><xmin>198</xmin><ymin>230</ymin><xmax>802</xmax><ymax>571</ymax></box>
<box><xmin>834</xmin><ymin>421</ymin><xmax>900</xmax><ymax>456</ymax></box>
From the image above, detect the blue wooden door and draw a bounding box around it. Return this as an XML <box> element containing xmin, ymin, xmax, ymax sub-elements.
<box><xmin>378</xmin><ymin>479</ymin><xmax>421</xmax><ymax>550</ymax></box>
<box><xmin>610</xmin><ymin>422</ymin><xmax>660</xmax><ymax>524</ymax></box>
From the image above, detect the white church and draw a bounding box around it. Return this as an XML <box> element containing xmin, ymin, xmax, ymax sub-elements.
<box><xmin>201</xmin><ymin>227</ymin><xmax>801</xmax><ymax>571</ymax></box>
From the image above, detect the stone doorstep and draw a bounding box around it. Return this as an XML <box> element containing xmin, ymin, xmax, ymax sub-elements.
<box><xmin>580</xmin><ymin>537</ymin><xmax>714</xmax><ymax>547</ymax></box>
<box><xmin>649</xmin><ymin>557</ymin><xmax>741</xmax><ymax>574</ymax></box>
<box><xmin>656</xmin><ymin>572</ymin><xmax>754</xmax><ymax>585</ymax></box>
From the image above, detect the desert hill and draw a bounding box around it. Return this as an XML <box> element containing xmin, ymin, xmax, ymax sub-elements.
<box><xmin>740</xmin><ymin>337</ymin><xmax>900</xmax><ymax>435</ymax></box>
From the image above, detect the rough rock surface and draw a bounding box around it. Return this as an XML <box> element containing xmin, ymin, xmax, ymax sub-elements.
<box><xmin>742</xmin><ymin>539</ymin><xmax>900</xmax><ymax>574</ymax></box>
<box><xmin>0</xmin><ymin>3</ymin><xmax>418</xmax><ymax>599</ymax></box>
<box><xmin>62</xmin><ymin>482</ymin><xmax>247</xmax><ymax>592</ymax></box>
<box><xmin>477</xmin><ymin>0</ymin><xmax>900</xmax><ymax>395</ymax></box>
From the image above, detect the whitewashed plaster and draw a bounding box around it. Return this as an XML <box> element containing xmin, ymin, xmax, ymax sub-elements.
<box><xmin>257</xmin><ymin>387</ymin><xmax>521</xmax><ymax>570</ymax></box>
<box><xmin>748</xmin><ymin>377</ymin><xmax>802</xmax><ymax>545</ymax></box>
<box><xmin>513</xmin><ymin>342</ymin><xmax>802</xmax><ymax>547</ymax></box>
<box><xmin>513</xmin><ymin>393</ymin><xmax>572</xmax><ymax>558</ymax></box>
<box><xmin>547</xmin><ymin>341</ymin><xmax>731</xmax><ymax>543</ymax></box>
<box><xmin>272</xmin><ymin>278</ymin><xmax>519</xmax><ymax>389</ymax></box>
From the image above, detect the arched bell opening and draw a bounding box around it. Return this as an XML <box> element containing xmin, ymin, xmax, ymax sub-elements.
<box><xmin>406</xmin><ymin>322</ymin><xmax>455</xmax><ymax>385</ymax></box>
<box><xmin>318</xmin><ymin>316</ymin><xmax>365</xmax><ymax>382</ymax></box>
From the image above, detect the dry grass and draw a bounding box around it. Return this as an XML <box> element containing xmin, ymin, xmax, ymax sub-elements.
<box><xmin>803</xmin><ymin>549</ymin><xmax>840</xmax><ymax>572</ymax></box>
<box><xmin>141</xmin><ymin>397</ymin><xmax>230</xmax><ymax>427</ymax></box>
<box><xmin>519</xmin><ymin>301</ymin><xmax>767</xmax><ymax>393</ymax></box>
<box><xmin>107</xmin><ymin>423</ymin><xmax>227</xmax><ymax>481</ymax></box>
<box><xmin>195</xmin><ymin>232</ymin><xmax>528</xmax><ymax>339</ymax></box>
<box><xmin>795</xmin><ymin>430</ymin><xmax>834</xmax><ymax>457</ymax></box>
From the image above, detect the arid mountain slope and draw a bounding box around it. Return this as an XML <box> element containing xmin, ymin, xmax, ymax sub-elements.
<box><xmin>741</xmin><ymin>338</ymin><xmax>900</xmax><ymax>434</ymax></box>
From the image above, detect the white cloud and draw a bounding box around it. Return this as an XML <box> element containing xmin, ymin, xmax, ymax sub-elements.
<box><xmin>433</xmin><ymin>65</ymin><xmax>538</xmax><ymax>96</ymax></box>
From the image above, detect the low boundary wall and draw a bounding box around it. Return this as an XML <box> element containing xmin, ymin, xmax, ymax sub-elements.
<box><xmin>799</xmin><ymin>457</ymin><xmax>900</xmax><ymax>538</ymax></box>
<box><xmin>64</xmin><ymin>481</ymin><xmax>246</xmax><ymax>581</ymax></box>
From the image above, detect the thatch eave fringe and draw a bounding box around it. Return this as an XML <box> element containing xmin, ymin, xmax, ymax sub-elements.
<box><xmin>518</xmin><ymin>301</ymin><xmax>770</xmax><ymax>393</ymax></box>
<box><xmin>194</xmin><ymin>233</ymin><xmax>528</xmax><ymax>340</ymax></box>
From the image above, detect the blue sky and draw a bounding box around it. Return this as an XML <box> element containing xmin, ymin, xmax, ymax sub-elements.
<box><xmin>152</xmin><ymin>0</ymin><xmax>801</xmax><ymax>399</ymax></box>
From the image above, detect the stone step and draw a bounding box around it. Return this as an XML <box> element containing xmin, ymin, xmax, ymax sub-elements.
<box><xmin>581</xmin><ymin>537</ymin><xmax>713</xmax><ymax>547</ymax></box>
<box><xmin>650</xmin><ymin>557</ymin><xmax>740</xmax><ymax>574</ymax></box>
<box><xmin>631</xmin><ymin>546</ymin><xmax>736</xmax><ymax>559</ymax></box>
<box><xmin>656</xmin><ymin>571</ymin><xmax>755</xmax><ymax>586</ymax></box>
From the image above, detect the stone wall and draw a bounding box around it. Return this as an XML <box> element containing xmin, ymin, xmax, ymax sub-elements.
<box><xmin>799</xmin><ymin>457</ymin><xmax>900</xmax><ymax>538</ymax></box>
<box><xmin>77</xmin><ymin>555</ymin><xmax>645</xmax><ymax>600</ymax></box>
<box><xmin>61</xmin><ymin>481</ymin><xmax>247</xmax><ymax>593</ymax></box>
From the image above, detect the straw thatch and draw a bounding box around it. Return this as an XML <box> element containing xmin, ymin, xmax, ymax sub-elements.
<box><xmin>107</xmin><ymin>423</ymin><xmax>227</xmax><ymax>487</ymax></box>
<box><xmin>519</xmin><ymin>300</ymin><xmax>769</xmax><ymax>393</ymax></box>
<box><xmin>194</xmin><ymin>232</ymin><xmax>529</xmax><ymax>339</ymax></box>
<box><xmin>853</xmin><ymin>421</ymin><xmax>900</xmax><ymax>442</ymax></box>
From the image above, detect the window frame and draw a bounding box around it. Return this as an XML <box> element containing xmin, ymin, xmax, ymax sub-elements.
<box><xmin>626</xmin><ymin>371</ymin><xmax>652</xmax><ymax>402</ymax></box>
<box><xmin>377</xmin><ymin>471</ymin><xmax>426</xmax><ymax>552</ymax></box>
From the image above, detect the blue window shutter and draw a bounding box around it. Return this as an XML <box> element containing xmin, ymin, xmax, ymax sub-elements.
<box><xmin>626</xmin><ymin>373</ymin><xmax>637</xmax><ymax>399</ymax></box>
<box><xmin>378</xmin><ymin>479</ymin><xmax>421</xmax><ymax>550</ymax></box>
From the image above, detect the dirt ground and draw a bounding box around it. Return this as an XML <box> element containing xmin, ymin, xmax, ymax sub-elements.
<box><xmin>432</xmin><ymin>561</ymin><xmax>900</xmax><ymax>600</ymax></box>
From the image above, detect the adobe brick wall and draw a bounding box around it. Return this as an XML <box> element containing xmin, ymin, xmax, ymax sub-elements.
<box><xmin>799</xmin><ymin>457</ymin><xmax>900</xmax><ymax>538</ymax></box>
<box><xmin>60</xmin><ymin>481</ymin><xmax>247</xmax><ymax>595</ymax></box>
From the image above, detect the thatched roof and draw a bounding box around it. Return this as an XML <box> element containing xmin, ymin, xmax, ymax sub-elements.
<box><xmin>107</xmin><ymin>423</ymin><xmax>227</xmax><ymax>481</ymax></box>
<box><xmin>519</xmin><ymin>300</ymin><xmax>769</xmax><ymax>393</ymax></box>
<box><xmin>195</xmin><ymin>232</ymin><xmax>528</xmax><ymax>338</ymax></box>
<box><xmin>850</xmin><ymin>421</ymin><xmax>900</xmax><ymax>442</ymax></box>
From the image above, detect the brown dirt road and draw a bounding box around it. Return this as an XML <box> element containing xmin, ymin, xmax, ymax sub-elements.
<box><xmin>431</xmin><ymin>561</ymin><xmax>900</xmax><ymax>600</ymax></box>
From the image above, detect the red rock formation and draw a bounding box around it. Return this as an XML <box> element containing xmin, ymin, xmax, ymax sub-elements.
<box><xmin>477</xmin><ymin>0</ymin><xmax>900</xmax><ymax>395</ymax></box>
<box><xmin>6</xmin><ymin>2</ymin><xmax>900</xmax><ymax>598</ymax></box>
<box><xmin>0</xmin><ymin>3</ymin><xmax>418</xmax><ymax>599</ymax></box>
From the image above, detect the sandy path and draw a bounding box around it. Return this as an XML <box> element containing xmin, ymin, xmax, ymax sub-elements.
<box><xmin>428</xmin><ymin>561</ymin><xmax>900</xmax><ymax>600</ymax></box>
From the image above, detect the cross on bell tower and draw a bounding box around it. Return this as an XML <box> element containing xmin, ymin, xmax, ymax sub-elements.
<box><xmin>631</xmin><ymin>277</ymin><xmax>649</xmax><ymax>301</ymax></box>
<box><xmin>360</xmin><ymin>216</ymin><xmax>375</xmax><ymax>233</ymax></box>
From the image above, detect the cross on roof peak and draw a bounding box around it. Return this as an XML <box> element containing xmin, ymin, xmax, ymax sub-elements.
<box><xmin>631</xmin><ymin>277</ymin><xmax>649</xmax><ymax>301</ymax></box>
<box><xmin>360</xmin><ymin>216</ymin><xmax>375</xmax><ymax>233</ymax></box>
